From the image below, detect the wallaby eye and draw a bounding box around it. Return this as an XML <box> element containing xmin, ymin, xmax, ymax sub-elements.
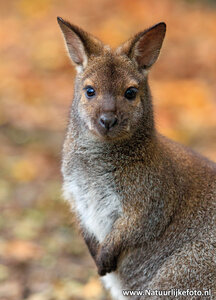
<box><xmin>84</xmin><ymin>86</ymin><xmax>96</xmax><ymax>99</ymax></box>
<box><xmin>124</xmin><ymin>87</ymin><xmax>138</xmax><ymax>100</ymax></box>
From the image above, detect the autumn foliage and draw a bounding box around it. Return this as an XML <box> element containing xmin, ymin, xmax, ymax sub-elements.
<box><xmin>0</xmin><ymin>0</ymin><xmax>216</xmax><ymax>299</ymax></box>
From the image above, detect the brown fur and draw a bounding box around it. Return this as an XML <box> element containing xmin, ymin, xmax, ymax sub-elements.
<box><xmin>58</xmin><ymin>17</ymin><xmax>216</xmax><ymax>299</ymax></box>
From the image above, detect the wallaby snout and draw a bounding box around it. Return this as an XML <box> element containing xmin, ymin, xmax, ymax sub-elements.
<box><xmin>99</xmin><ymin>112</ymin><xmax>118</xmax><ymax>131</ymax></box>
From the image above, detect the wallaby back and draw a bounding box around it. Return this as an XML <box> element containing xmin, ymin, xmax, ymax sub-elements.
<box><xmin>58</xmin><ymin>17</ymin><xmax>216</xmax><ymax>300</ymax></box>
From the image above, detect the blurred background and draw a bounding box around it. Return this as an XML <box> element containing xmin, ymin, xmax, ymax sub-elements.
<box><xmin>0</xmin><ymin>0</ymin><xmax>216</xmax><ymax>299</ymax></box>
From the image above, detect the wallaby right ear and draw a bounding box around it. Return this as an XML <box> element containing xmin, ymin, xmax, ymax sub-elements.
<box><xmin>116</xmin><ymin>22</ymin><xmax>166</xmax><ymax>71</ymax></box>
<box><xmin>57</xmin><ymin>17</ymin><xmax>104</xmax><ymax>72</ymax></box>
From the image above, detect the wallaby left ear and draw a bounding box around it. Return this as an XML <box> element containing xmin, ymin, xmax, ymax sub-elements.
<box><xmin>117</xmin><ymin>22</ymin><xmax>166</xmax><ymax>70</ymax></box>
<box><xmin>57</xmin><ymin>17</ymin><xmax>104</xmax><ymax>72</ymax></box>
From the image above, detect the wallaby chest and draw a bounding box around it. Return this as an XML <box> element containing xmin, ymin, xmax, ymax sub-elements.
<box><xmin>63</xmin><ymin>156</ymin><xmax>123</xmax><ymax>243</ymax></box>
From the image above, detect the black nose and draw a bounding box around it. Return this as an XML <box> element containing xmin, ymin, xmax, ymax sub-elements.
<box><xmin>99</xmin><ymin>113</ymin><xmax>118</xmax><ymax>130</ymax></box>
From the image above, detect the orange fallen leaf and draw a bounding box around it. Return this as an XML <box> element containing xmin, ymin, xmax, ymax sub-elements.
<box><xmin>2</xmin><ymin>240</ymin><xmax>42</xmax><ymax>262</ymax></box>
<box><xmin>83</xmin><ymin>277</ymin><xmax>103</xmax><ymax>298</ymax></box>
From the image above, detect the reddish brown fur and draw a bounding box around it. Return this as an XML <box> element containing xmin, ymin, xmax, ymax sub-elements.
<box><xmin>58</xmin><ymin>18</ymin><xmax>216</xmax><ymax>299</ymax></box>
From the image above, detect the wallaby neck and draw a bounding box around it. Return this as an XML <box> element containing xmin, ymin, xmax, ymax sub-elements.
<box><xmin>68</xmin><ymin>113</ymin><xmax>157</xmax><ymax>162</ymax></box>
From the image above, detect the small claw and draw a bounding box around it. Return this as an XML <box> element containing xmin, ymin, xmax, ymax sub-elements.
<box><xmin>98</xmin><ymin>268</ymin><xmax>106</xmax><ymax>276</ymax></box>
<box><xmin>97</xmin><ymin>262</ymin><xmax>117</xmax><ymax>276</ymax></box>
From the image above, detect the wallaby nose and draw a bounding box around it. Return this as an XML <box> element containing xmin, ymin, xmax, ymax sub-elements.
<box><xmin>99</xmin><ymin>113</ymin><xmax>118</xmax><ymax>130</ymax></box>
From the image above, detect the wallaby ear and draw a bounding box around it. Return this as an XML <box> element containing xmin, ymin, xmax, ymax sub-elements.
<box><xmin>57</xmin><ymin>17</ymin><xmax>104</xmax><ymax>72</ymax></box>
<box><xmin>117</xmin><ymin>22</ymin><xmax>166</xmax><ymax>70</ymax></box>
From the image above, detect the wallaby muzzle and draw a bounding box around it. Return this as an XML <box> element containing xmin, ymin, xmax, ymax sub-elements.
<box><xmin>99</xmin><ymin>113</ymin><xmax>118</xmax><ymax>131</ymax></box>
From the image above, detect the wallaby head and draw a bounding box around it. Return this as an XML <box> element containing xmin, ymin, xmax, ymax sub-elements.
<box><xmin>57</xmin><ymin>17</ymin><xmax>166</xmax><ymax>142</ymax></box>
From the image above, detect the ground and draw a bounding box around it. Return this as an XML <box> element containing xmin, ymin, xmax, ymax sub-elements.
<box><xmin>0</xmin><ymin>0</ymin><xmax>216</xmax><ymax>299</ymax></box>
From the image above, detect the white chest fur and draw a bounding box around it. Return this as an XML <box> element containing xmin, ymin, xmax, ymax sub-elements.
<box><xmin>62</xmin><ymin>171</ymin><xmax>123</xmax><ymax>243</ymax></box>
<box><xmin>63</xmin><ymin>174</ymin><xmax>127</xmax><ymax>299</ymax></box>
<box><xmin>102</xmin><ymin>273</ymin><xmax>127</xmax><ymax>300</ymax></box>
<box><xmin>62</xmin><ymin>165</ymin><xmax>125</xmax><ymax>299</ymax></box>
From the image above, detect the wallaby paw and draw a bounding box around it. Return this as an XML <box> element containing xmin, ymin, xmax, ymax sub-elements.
<box><xmin>96</xmin><ymin>249</ymin><xmax>117</xmax><ymax>276</ymax></box>
<box><xmin>97</xmin><ymin>262</ymin><xmax>117</xmax><ymax>276</ymax></box>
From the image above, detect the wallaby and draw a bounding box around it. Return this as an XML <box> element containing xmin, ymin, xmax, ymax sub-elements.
<box><xmin>57</xmin><ymin>17</ymin><xmax>216</xmax><ymax>300</ymax></box>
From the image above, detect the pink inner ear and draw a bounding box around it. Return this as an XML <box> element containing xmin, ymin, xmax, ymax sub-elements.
<box><xmin>67</xmin><ymin>33</ymin><xmax>86</xmax><ymax>65</ymax></box>
<box><xmin>62</xmin><ymin>26</ymin><xmax>86</xmax><ymax>66</ymax></box>
<box><xmin>135</xmin><ymin>24</ymin><xmax>166</xmax><ymax>68</ymax></box>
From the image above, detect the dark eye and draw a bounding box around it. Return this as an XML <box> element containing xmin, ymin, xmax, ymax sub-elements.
<box><xmin>124</xmin><ymin>87</ymin><xmax>138</xmax><ymax>100</ymax></box>
<box><xmin>85</xmin><ymin>86</ymin><xmax>96</xmax><ymax>99</ymax></box>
